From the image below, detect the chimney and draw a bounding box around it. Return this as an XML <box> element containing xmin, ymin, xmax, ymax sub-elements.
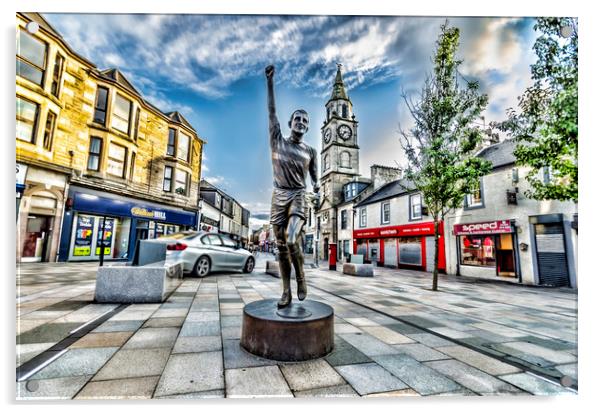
<box><xmin>370</xmin><ymin>165</ymin><xmax>402</xmax><ymax>191</ymax></box>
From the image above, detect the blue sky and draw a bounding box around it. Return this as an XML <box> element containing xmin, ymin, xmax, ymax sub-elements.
<box><xmin>42</xmin><ymin>14</ymin><xmax>539</xmax><ymax>229</ymax></box>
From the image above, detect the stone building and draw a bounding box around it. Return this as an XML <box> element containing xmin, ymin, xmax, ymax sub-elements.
<box><xmin>16</xmin><ymin>13</ymin><xmax>205</xmax><ymax>262</ymax></box>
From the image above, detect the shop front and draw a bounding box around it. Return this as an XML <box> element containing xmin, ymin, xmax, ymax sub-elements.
<box><xmin>199</xmin><ymin>215</ymin><xmax>220</xmax><ymax>234</ymax></box>
<box><xmin>453</xmin><ymin>219</ymin><xmax>519</xmax><ymax>280</ymax></box>
<box><xmin>353</xmin><ymin>221</ymin><xmax>446</xmax><ymax>272</ymax></box>
<box><xmin>58</xmin><ymin>188</ymin><xmax>197</xmax><ymax>262</ymax></box>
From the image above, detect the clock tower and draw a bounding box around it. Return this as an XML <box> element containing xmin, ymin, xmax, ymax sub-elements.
<box><xmin>319</xmin><ymin>64</ymin><xmax>360</xmax><ymax>206</ymax></box>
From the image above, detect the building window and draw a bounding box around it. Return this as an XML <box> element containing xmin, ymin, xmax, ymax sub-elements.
<box><xmin>16</xmin><ymin>97</ymin><xmax>39</xmax><ymax>143</ymax></box>
<box><xmin>129</xmin><ymin>152</ymin><xmax>136</xmax><ymax>180</ymax></box>
<box><xmin>43</xmin><ymin>111</ymin><xmax>57</xmax><ymax>150</ymax></box>
<box><xmin>87</xmin><ymin>137</ymin><xmax>102</xmax><ymax>171</ymax></box>
<box><xmin>381</xmin><ymin>202</ymin><xmax>390</xmax><ymax>224</ymax></box>
<box><xmin>167</xmin><ymin>128</ymin><xmax>176</xmax><ymax>156</ymax></box>
<box><xmin>323</xmin><ymin>154</ymin><xmax>330</xmax><ymax>171</ymax></box>
<box><xmin>133</xmin><ymin>108</ymin><xmax>140</xmax><ymax>141</ymax></box>
<box><xmin>111</xmin><ymin>94</ymin><xmax>131</xmax><ymax>134</ymax></box>
<box><xmin>465</xmin><ymin>181</ymin><xmax>484</xmax><ymax>208</ymax></box>
<box><xmin>542</xmin><ymin>166</ymin><xmax>553</xmax><ymax>184</ymax></box>
<box><xmin>175</xmin><ymin>169</ymin><xmax>188</xmax><ymax>195</ymax></box>
<box><xmin>163</xmin><ymin>166</ymin><xmax>173</xmax><ymax>192</ymax></box>
<box><xmin>460</xmin><ymin>235</ymin><xmax>496</xmax><ymax>267</ymax></box>
<box><xmin>216</xmin><ymin>193</ymin><xmax>222</xmax><ymax>208</ymax></box>
<box><xmin>359</xmin><ymin>207</ymin><xmax>367</xmax><ymax>228</ymax></box>
<box><xmin>93</xmin><ymin>86</ymin><xmax>109</xmax><ymax>125</ymax></box>
<box><xmin>342</xmin><ymin>104</ymin><xmax>348</xmax><ymax>119</ymax></box>
<box><xmin>177</xmin><ymin>132</ymin><xmax>190</xmax><ymax>162</ymax></box>
<box><xmin>410</xmin><ymin>193</ymin><xmax>422</xmax><ymax>220</ymax></box>
<box><xmin>340</xmin><ymin>151</ymin><xmax>351</xmax><ymax>168</ymax></box>
<box><xmin>50</xmin><ymin>53</ymin><xmax>64</xmax><ymax>97</ymax></box>
<box><xmin>341</xmin><ymin>210</ymin><xmax>348</xmax><ymax>230</ymax></box>
<box><xmin>107</xmin><ymin>143</ymin><xmax>127</xmax><ymax>177</ymax></box>
<box><xmin>17</xmin><ymin>29</ymin><xmax>47</xmax><ymax>86</ymax></box>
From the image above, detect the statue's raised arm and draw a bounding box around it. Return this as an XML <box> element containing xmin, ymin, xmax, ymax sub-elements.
<box><xmin>265</xmin><ymin>65</ymin><xmax>278</xmax><ymax>136</ymax></box>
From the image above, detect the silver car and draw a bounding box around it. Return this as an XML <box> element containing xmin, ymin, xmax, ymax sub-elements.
<box><xmin>152</xmin><ymin>231</ymin><xmax>255</xmax><ymax>277</ymax></box>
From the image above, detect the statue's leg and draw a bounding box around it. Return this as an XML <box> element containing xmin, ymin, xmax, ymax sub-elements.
<box><xmin>274</xmin><ymin>224</ymin><xmax>292</xmax><ymax>308</ymax></box>
<box><xmin>286</xmin><ymin>215</ymin><xmax>307</xmax><ymax>301</ymax></box>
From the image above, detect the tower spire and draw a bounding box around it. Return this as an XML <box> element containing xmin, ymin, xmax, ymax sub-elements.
<box><xmin>330</xmin><ymin>63</ymin><xmax>348</xmax><ymax>101</ymax></box>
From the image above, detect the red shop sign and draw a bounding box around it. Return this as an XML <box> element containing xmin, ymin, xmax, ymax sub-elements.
<box><xmin>354</xmin><ymin>222</ymin><xmax>435</xmax><ymax>239</ymax></box>
<box><xmin>453</xmin><ymin>220</ymin><xmax>513</xmax><ymax>235</ymax></box>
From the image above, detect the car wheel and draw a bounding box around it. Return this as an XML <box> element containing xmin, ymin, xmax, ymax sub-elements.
<box><xmin>193</xmin><ymin>256</ymin><xmax>211</xmax><ymax>277</ymax></box>
<box><xmin>243</xmin><ymin>257</ymin><xmax>255</xmax><ymax>273</ymax></box>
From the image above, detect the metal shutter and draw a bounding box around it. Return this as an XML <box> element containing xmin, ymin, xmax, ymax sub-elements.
<box><xmin>534</xmin><ymin>223</ymin><xmax>570</xmax><ymax>287</ymax></box>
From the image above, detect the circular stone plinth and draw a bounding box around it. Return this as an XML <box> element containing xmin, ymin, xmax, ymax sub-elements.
<box><xmin>240</xmin><ymin>299</ymin><xmax>334</xmax><ymax>361</ymax></box>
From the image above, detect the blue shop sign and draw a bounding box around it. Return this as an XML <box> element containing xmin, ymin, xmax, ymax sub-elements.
<box><xmin>73</xmin><ymin>193</ymin><xmax>196</xmax><ymax>226</ymax></box>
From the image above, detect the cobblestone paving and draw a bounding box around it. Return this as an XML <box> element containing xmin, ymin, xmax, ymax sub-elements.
<box><xmin>15</xmin><ymin>256</ymin><xmax>577</xmax><ymax>399</ymax></box>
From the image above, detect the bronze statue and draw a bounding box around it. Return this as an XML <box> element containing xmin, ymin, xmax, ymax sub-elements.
<box><xmin>265</xmin><ymin>65</ymin><xmax>319</xmax><ymax>309</ymax></box>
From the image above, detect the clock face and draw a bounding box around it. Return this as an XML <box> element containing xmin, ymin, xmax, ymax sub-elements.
<box><xmin>337</xmin><ymin>124</ymin><xmax>352</xmax><ymax>140</ymax></box>
<box><xmin>323</xmin><ymin>128</ymin><xmax>331</xmax><ymax>144</ymax></box>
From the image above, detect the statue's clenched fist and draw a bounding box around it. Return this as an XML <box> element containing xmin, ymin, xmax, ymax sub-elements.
<box><xmin>265</xmin><ymin>65</ymin><xmax>275</xmax><ymax>80</ymax></box>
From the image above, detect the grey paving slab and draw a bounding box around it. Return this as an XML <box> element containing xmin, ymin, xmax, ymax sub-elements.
<box><xmin>223</xmin><ymin>339</ymin><xmax>278</xmax><ymax>369</ymax></box>
<box><xmin>173</xmin><ymin>336</ymin><xmax>222</xmax><ymax>354</ymax></box>
<box><xmin>334</xmin><ymin>323</ymin><xmax>362</xmax><ymax>334</ymax></box>
<box><xmin>16</xmin><ymin>342</ymin><xmax>54</xmax><ymax>367</ymax></box>
<box><xmin>556</xmin><ymin>363</ymin><xmax>578</xmax><ymax>381</ymax></box>
<box><xmin>17</xmin><ymin>322</ymin><xmax>80</xmax><ymax>345</ymax></box>
<box><xmin>185</xmin><ymin>311</ymin><xmax>220</xmax><ymax>322</ymax></box>
<box><xmin>495</xmin><ymin>341</ymin><xmax>577</xmax><ymax>364</ymax></box>
<box><xmin>122</xmin><ymin>327</ymin><xmax>179</xmax><ymax>349</ymax></box>
<box><xmin>499</xmin><ymin>373</ymin><xmax>575</xmax><ymax>395</ymax></box>
<box><xmin>391</xmin><ymin>343</ymin><xmax>450</xmax><ymax>362</ymax></box>
<box><xmin>361</xmin><ymin>326</ymin><xmax>415</xmax><ymax>344</ymax></box>
<box><xmin>155</xmin><ymin>389</ymin><xmax>225</xmax><ymax>399</ymax></box>
<box><xmin>385</xmin><ymin>322</ymin><xmax>427</xmax><ymax>335</ymax></box>
<box><xmin>280</xmin><ymin>359</ymin><xmax>347</xmax><ymax>392</ymax></box>
<box><xmin>325</xmin><ymin>336</ymin><xmax>372</xmax><ymax>367</ymax></box>
<box><xmin>221</xmin><ymin>315</ymin><xmax>243</xmax><ymax>327</ymax></box>
<box><xmin>294</xmin><ymin>384</ymin><xmax>359</xmax><ymax>397</ymax></box>
<box><xmin>93</xmin><ymin>320</ymin><xmax>144</xmax><ymax>333</ymax></box>
<box><xmin>32</xmin><ymin>347</ymin><xmax>119</xmax><ymax>380</ymax></box>
<box><xmin>16</xmin><ymin>375</ymin><xmax>93</xmax><ymax>399</ymax></box>
<box><xmin>179</xmin><ymin>321</ymin><xmax>220</xmax><ymax>337</ymax></box>
<box><xmin>154</xmin><ymin>351</ymin><xmax>224</xmax><ymax>397</ymax></box>
<box><xmin>338</xmin><ymin>333</ymin><xmax>399</xmax><ymax>356</ymax></box>
<box><xmin>75</xmin><ymin>376</ymin><xmax>159</xmax><ymax>399</ymax></box>
<box><xmin>373</xmin><ymin>354</ymin><xmax>463</xmax><ymax>395</ymax></box>
<box><xmin>424</xmin><ymin>359</ymin><xmax>522</xmax><ymax>395</ymax></box>
<box><xmin>142</xmin><ymin>317</ymin><xmax>185</xmax><ymax>328</ymax></box>
<box><xmin>437</xmin><ymin>345</ymin><xmax>521</xmax><ymax>375</ymax></box>
<box><xmin>335</xmin><ymin>362</ymin><xmax>408</xmax><ymax>396</ymax></box>
<box><xmin>93</xmin><ymin>348</ymin><xmax>171</xmax><ymax>381</ymax></box>
<box><xmin>225</xmin><ymin>366</ymin><xmax>293</xmax><ymax>398</ymax></box>
<box><xmin>406</xmin><ymin>333</ymin><xmax>455</xmax><ymax>348</ymax></box>
<box><xmin>429</xmin><ymin>327</ymin><xmax>475</xmax><ymax>339</ymax></box>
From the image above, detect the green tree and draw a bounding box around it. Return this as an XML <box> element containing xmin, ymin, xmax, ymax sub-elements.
<box><xmin>495</xmin><ymin>17</ymin><xmax>577</xmax><ymax>202</ymax></box>
<box><xmin>399</xmin><ymin>23</ymin><xmax>491</xmax><ymax>291</ymax></box>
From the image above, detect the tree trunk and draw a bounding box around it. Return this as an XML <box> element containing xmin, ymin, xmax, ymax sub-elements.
<box><xmin>432</xmin><ymin>218</ymin><xmax>439</xmax><ymax>291</ymax></box>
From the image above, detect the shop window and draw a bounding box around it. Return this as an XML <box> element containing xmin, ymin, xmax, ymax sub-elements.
<box><xmin>460</xmin><ymin>235</ymin><xmax>496</xmax><ymax>267</ymax></box>
<box><xmin>71</xmin><ymin>215</ymin><xmax>131</xmax><ymax>260</ymax></box>
<box><xmin>341</xmin><ymin>210</ymin><xmax>348</xmax><ymax>230</ymax></box>
<box><xmin>465</xmin><ymin>181</ymin><xmax>484</xmax><ymax>208</ymax></box>
<box><xmin>107</xmin><ymin>143</ymin><xmax>127</xmax><ymax>178</ymax></box>
<box><xmin>16</xmin><ymin>96</ymin><xmax>39</xmax><ymax>143</ymax></box>
<box><xmin>399</xmin><ymin>237</ymin><xmax>422</xmax><ymax>266</ymax></box>
<box><xmin>87</xmin><ymin>137</ymin><xmax>102</xmax><ymax>171</ymax></box>
<box><xmin>93</xmin><ymin>86</ymin><xmax>109</xmax><ymax>125</ymax></box>
<box><xmin>340</xmin><ymin>151</ymin><xmax>351</xmax><ymax>168</ymax></box>
<box><xmin>43</xmin><ymin>111</ymin><xmax>57</xmax><ymax>150</ymax></box>
<box><xmin>163</xmin><ymin>166</ymin><xmax>173</xmax><ymax>192</ymax></box>
<box><xmin>175</xmin><ymin>169</ymin><xmax>189</xmax><ymax>195</ymax></box>
<box><xmin>50</xmin><ymin>53</ymin><xmax>64</xmax><ymax>97</ymax></box>
<box><xmin>177</xmin><ymin>132</ymin><xmax>190</xmax><ymax>162</ymax></box>
<box><xmin>111</xmin><ymin>93</ymin><xmax>132</xmax><ymax>134</ymax></box>
<box><xmin>381</xmin><ymin>202</ymin><xmax>390</xmax><ymax>224</ymax></box>
<box><xmin>409</xmin><ymin>193</ymin><xmax>422</xmax><ymax>221</ymax></box>
<box><xmin>167</xmin><ymin>128</ymin><xmax>176</xmax><ymax>156</ymax></box>
<box><xmin>17</xmin><ymin>29</ymin><xmax>47</xmax><ymax>86</ymax></box>
<box><xmin>359</xmin><ymin>207</ymin><xmax>367</xmax><ymax>228</ymax></box>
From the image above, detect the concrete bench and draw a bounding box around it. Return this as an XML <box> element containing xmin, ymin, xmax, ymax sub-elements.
<box><xmin>342</xmin><ymin>263</ymin><xmax>374</xmax><ymax>277</ymax></box>
<box><xmin>95</xmin><ymin>240</ymin><xmax>183</xmax><ymax>303</ymax></box>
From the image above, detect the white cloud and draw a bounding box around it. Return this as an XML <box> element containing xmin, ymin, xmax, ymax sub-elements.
<box><xmin>205</xmin><ymin>175</ymin><xmax>227</xmax><ymax>187</ymax></box>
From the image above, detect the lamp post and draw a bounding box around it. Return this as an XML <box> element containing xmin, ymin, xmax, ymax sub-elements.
<box><xmin>313</xmin><ymin>194</ymin><xmax>319</xmax><ymax>268</ymax></box>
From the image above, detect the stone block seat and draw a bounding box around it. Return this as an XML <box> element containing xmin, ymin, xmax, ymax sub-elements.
<box><xmin>94</xmin><ymin>240</ymin><xmax>183</xmax><ymax>303</ymax></box>
<box><xmin>342</xmin><ymin>262</ymin><xmax>374</xmax><ymax>277</ymax></box>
